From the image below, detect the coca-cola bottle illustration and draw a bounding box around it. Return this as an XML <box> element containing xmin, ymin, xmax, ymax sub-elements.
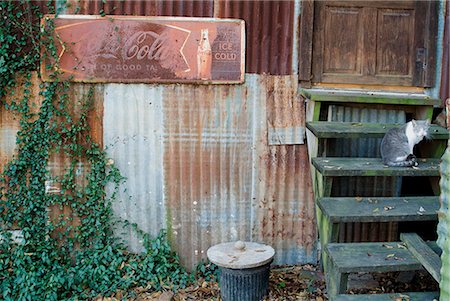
<box><xmin>197</xmin><ymin>29</ymin><xmax>212</xmax><ymax>80</ymax></box>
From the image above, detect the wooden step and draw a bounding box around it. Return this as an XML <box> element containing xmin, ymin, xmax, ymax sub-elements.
<box><xmin>324</xmin><ymin>241</ymin><xmax>435</xmax><ymax>298</ymax></box>
<box><xmin>306</xmin><ymin>121</ymin><xmax>449</xmax><ymax>139</ymax></box>
<box><xmin>318</xmin><ymin>196</ymin><xmax>439</xmax><ymax>223</ymax></box>
<box><xmin>301</xmin><ymin>88</ymin><xmax>441</xmax><ymax>106</ymax></box>
<box><xmin>326</xmin><ymin>242</ymin><xmax>424</xmax><ymax>274</ymax></box>
<box><xmin>312</xmin><ymin>157</ymin><xmax>441</xmax><ymax>177</ymax></box>
<box><xmin>333</xmin><ymin>292</ymin><xmax>439</xmax><ymax>301</ymax></box>
<box><xmin>401</xmin><ymin>233</ymin><xmax>441</xmax><ymax>282</ymax></box>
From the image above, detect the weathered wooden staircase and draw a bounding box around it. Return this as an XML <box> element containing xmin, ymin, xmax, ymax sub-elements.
<box><xmin>303</xmin><ymin>89</ymin><xmax>449</xmax><ymax>300</ymax></box>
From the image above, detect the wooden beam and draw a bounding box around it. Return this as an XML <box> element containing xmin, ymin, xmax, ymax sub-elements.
<box><xmin>400</xmin><ymin>233</ymin><xmax>441</xmax><ymax>282</ymax></box>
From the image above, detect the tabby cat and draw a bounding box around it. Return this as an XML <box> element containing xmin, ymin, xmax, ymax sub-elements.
<box><xmin>380</xmin><ymin>119</ymin><xmax>430</xmax><ymax>167</ymax></box>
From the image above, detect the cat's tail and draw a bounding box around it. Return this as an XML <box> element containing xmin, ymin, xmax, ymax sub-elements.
<box><xmin>384</xmin><ymin>156</ymin><xmax>418</xmax><ymax>167</ymax></box>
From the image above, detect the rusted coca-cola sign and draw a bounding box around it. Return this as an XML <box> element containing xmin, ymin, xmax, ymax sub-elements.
<box><xmin>41</xmin><ymin>15</ymin><xmax>245</xmax><ymax>84</ymax></box>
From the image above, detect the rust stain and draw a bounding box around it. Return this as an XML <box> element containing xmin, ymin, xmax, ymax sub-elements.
<box><xmin>441</xmin><ymin>13</ymin><xmax>449</xmax><ymax>106</ymax></box>
<box><xmin>217</xmin><ymin>0</ymin><xmax>295</xmax><ymax>75</ymax></box>
<box><xmin>47</xmin><ymin>152</ymin><xmax>87</xmax><ymax>245</ymax></box>
<box><xmin>0</xmin><ymin>73</ymin><xmax>43</xmax><ymax>174</ymax></box>
<box><xmin>265</xmin><ymin>76</ymin><xmax>303</xmax><ymax>128</ymax></box>
<box><xmin>163</xmin><ymin>84</ymin><xmax>253</xmax><ymax>266</ymax></box>
<box><xmin>256</xmin><ymin>144</ymin><xmax>316</xmax><ymax>252</ymax></box>
<box><xmin>63</xmin><ymin>84</ymin><xmax>104</xmax><ymax>148</ymax></box>
<box><xmin>45</xmin><ymin>83</ymin><xmax>102</xmax><ymax>239</ymax></box>
<box><xmin>1</xmin><ymin>74</ymin><xmax>102</xmax><ymax>241</ymax></box>
<box><xmin>101</xmin><ymin>0</ymin><xmax>214</xmax><ymax>18</ymax></box>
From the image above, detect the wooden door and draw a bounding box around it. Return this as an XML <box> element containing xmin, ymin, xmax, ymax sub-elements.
<box><xmin>306</xmin><ymin>1</ymin><xmax>438</xmax><ymax>87</ymax></box>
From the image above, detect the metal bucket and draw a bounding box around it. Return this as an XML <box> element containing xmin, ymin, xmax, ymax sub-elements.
<box><xmin>207</xmin><ymin>241</ymin><xmax>275</xmax><ymax>301</ymax></box>
<box><xmin>219</xmin><ymin>262</ymin><xmax>272</xmax><ymax>301</ymax></box>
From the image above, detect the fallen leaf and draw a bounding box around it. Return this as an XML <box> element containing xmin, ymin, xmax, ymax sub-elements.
<box><xmin>382</xmin><ymin>244</ymin><xmax>394</xmax><ymax>249</ymax></box>
<box><xmin>419</xmin><ymin>206</ymin><xmax>426</xmax><ymax>212</ymax></box>
<box><xmin>385</xmin><ymin>253</ymin><xmax>395</xmax><ymax>259</ymax></box>
<box><xmin>384</xmin><ymin>206</ymin><xmax>394</xmax><ymax>211</ymax></box>
<box><xmin>397</xmin><ymin>243</ymin><xmax>407</xmax><ymax>249</ymax></box>
<box><xmin>355</xmin><ymin>196</ymin><xmax>363</xmax><ymax>202</ymax></box>
<box><xmin>373</xmin><ymin>208</ymin><xmax>379</xmax><ymax>213</ymax></box>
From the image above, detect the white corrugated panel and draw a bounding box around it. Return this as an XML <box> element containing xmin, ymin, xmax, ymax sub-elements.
<box><xmin>104</xmin><ymin>84</ymin><xmax>165</xmax><ymax>253</ymax></box>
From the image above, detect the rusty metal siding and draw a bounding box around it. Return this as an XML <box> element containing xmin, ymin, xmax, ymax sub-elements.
<box><xmin>440</xmin><ymin>4</ymin><xmax>449</xmax><ymax>104</ymax></box>
<box><xmin>65</xmin><ymin>0</ymin><xmax>213</xmax><ymax>17</ymax></box>
<box><xmin>439</xmin><ymin>143</ymin><xmax>450</xmax><ymax>299</ymax></box>
<box><xmin>266</xmin><ymin>77</ymin><xmax>305</xmax><ymax>145</ymax></box>
<box><xmin>163</xmin><ymin>82</ymin><xmax>254</xmax><ymax>267</ymax></box>
<box><xmin>102</xmin><ymin>75</ymin><xmax>316</xmax><ymax>269</ymax></box>
<box><xmin>155</xmin><ymin>0</ymin><xmax>214</xmax><ymax>17</ymax></box>
<box><xmin>255</xmin><ymin>144</ymin><xmax>316</xmax><ymax>264</ymax></box>
<box><xmin>0</xmin><ymin>73</ymin><xmax>43</xmax><ymax>174</ymax></box>
<box><xmin>216</xmin><ymin>0</ymin><xmax>295</xmax><ymax>75</ymax></box>
<box><xmin>0</xmin><ymin>105</ymin><xmax>19</xmax><ymax>175</ymax></box>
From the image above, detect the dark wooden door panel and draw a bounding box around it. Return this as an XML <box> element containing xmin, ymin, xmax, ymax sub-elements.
<box><xmin>376</xmin><ymin>8</ymin><xmax>414</xmax><ymax>77</ymax></box>
<box><xmin>323</xmin><ymin>6</ymin><xmax>362</xmax><ymax>75</ymax></box>
<box><xmin>309</xmin><ymin>1</ymin><xmax>437</xmax><ymax>87</ymax></box>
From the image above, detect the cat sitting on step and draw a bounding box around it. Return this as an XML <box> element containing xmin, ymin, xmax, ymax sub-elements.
<box><xmin>380</xmin><ymin>119</ymin><xmax>430</xmax><ymax>167</ymax></box>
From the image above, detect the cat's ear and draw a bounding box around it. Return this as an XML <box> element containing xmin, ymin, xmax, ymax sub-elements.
<box><xmin>411</xmin><ymin>119</ymin><xmax>417</xmax><ymax>126</ymax></box>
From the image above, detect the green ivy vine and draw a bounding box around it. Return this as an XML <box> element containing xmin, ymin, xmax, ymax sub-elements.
<box><xmin>0</xmin><ymin>1</ymin><xmax>202</xmax><ymax>299</ymax></box>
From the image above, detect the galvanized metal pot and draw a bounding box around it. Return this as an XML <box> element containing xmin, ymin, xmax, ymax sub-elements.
<box><xmin>207</xmin><ymin>241</ymin><xmax>275</xmax><ymax>301</ymax></box>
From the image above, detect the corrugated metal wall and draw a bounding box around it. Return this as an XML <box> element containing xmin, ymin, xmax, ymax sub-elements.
<box><xmin>0</xmin><ymin>73</ymin><xmax>43</xmax><ymax>174</ymax></box>
<box><xmin>104</xmin><ymin>84</ymin><xmax>166</xmax><ymax>252</ymax></box>
<box><xmin>216</xmin><ymin>0</ymin><xmax>295</xmax><ymax>75</ymax></box>
<box><xmin>64</xmin><ymin>0</ymin><xmax>214</xmax><ymax>16</ymax></box>
<box><xmin>440</xmin><ymin>2</ymin><xmax>449</xmax><ymax>104</ymax></box>
<box><xmin>44</xmin><ymin>0</ymin><xmax>311</xmax><ymax>268</ymax></box>
<box><xmin>102</xmin><ymin>75</ymin><xmax>315</xmax><ymax>268</ymax></box>
<box><xmin>439</xmin><ymin>142</ymin><xmax>450</xmax><ymax>299</ymax></box>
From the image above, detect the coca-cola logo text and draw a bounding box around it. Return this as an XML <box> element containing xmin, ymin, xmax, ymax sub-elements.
<box><xmin>123</xmin><ymin>31</ymin><xmax>172</xmax><ymax>61</ymax></box>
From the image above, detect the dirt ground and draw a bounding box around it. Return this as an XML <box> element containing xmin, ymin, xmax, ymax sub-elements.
<box><xmin>120</xmin><ymin>264</ymin><xmax>438</xmax><ymax>301</ymax></box>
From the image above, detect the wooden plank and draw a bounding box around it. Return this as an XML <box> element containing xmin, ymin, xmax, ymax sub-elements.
<box><xmin>298</xmin><ymin>0</ymin><xmax>314</xmax><ymax>85</ymax></box>
<box><xmin>306</xmin><ymin>122</ymin><xmax>449</xmax><ymax>139</ymax></box>
<box><xmin>326</xmin><ymin>242</ymin><xmax>423</xmax><ymax>273</ymax></box>
<box><xmin>326</xmin><ymin>253</ymin><xmax>348</xmax><ymax>298</ymax></box>
<box><xmin>400</xmin><ymin>233</ymin><xmax>441</xmax><ymax>282</ymax></box>
<box><xmin>334</xmin><ymin>292</ymin><xmax>439</xmax><ymax>301</ymax></box>
<box><xmin>315</xmin><ymin>171</ymin><xmax>333</xmax><ymax>198</ymax></box>
<box><xmin>424</xmin><ymin>1</ymin><xmax>439</xmax><ymax>87</ymax></box>
<box><xmin>300</xmin><ymin>89</ymin><xmax>441</xmax><ymax>106</ymax></box>
<box><xmin>312</xmin><ymin>157</ymin><xmax>441</xmax><ymax>177</ymax></box>
<box><xmin>318</xmin><ymin>196</ymin><xmax>439</xmax><ymax>223</ymax></box>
